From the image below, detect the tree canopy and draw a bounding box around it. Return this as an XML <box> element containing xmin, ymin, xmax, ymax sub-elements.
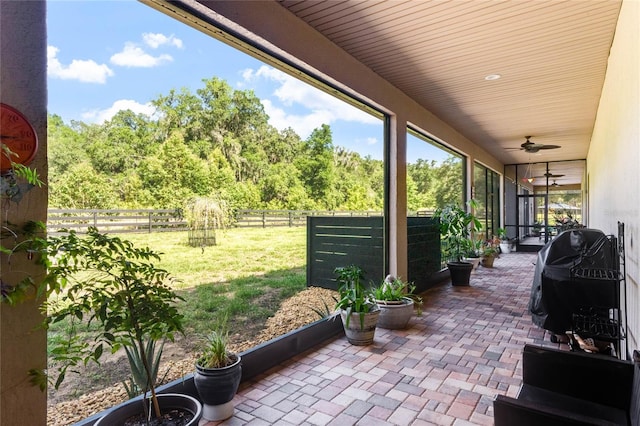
<box><xmin>47</xmin><ymin>77</ymin><xmax>461</xmax><ymax>214</ymax></box>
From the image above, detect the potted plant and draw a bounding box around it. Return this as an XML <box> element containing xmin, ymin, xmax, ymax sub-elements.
<box><xmin>531</xmin><ymin>221</ymin><xmax>543</xmax><ymax>237</ymax></box>
<box><xmin>480</xmin><ymin>237</ymin><xmax>500</xmax><ymax>268</ymax></box>
<box><xmin>372</xmin><ymin>275</ymin><xmax>421</xmax><ymax>330</ymax></box>
<box><xmin>194</xmin><ymin>319</ymin><xmax>242</xmax><ymax>422</ymax></box>
<box><xmin>497</xmin><ymin>227</ymin><xmax>514</xmax><ymax>253</ymax></box>
<box><xmin>464</xmin><ymin>236</ymin><xmax>484</xmax><ymax>270</ymax></box>
<box><xmin>434</xmin><ymin>200</ymin><xmax>482</xmax><ymax>286</ymax></box>
<box><xmin>32</xmin><ymin>228</ymin><xmax>202</xmax><ymax>425</ymax></box>
<box><xmin>334</xmin><ymin>265</ymin><xmax>379</xmax><ymax>345</ymax></box>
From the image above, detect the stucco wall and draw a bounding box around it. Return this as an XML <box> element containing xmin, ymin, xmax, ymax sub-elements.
<box><xmin>0</xmin><ymin>1</ymin><xmax>48</xmax><ymax>425</ymax></box>
<box><xmin>587</xmin><ymin>0</ymin><xmax>640</xmax><ymax>352</ymax></box>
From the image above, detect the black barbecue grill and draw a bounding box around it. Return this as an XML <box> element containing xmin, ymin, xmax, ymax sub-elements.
<box><xmin>528</xmin><ymin>227</ymin><xmax>626</xmax><ymax>357</ymax></box>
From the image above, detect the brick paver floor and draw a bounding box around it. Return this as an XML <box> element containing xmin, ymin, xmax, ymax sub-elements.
<box><xmin>201</xmin><ymin>252</ymin><xmax>564</xmax><ymax>425</ymax></box>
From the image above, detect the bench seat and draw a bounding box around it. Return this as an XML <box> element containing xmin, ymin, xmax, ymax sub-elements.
<box><xmin>493</xmin><ymin>344</ymin><xmax>638</xmax><ymax>426</ymax></box>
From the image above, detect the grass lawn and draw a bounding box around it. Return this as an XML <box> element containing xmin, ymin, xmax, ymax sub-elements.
<box><xmin>47</xmin><ymin>226</ymin><xmax>309</xmax><ymax>350</ymax></box>
<box><xmin>123</xmin><ymin>226</ymin><xmax>308</xmax><ymax>338</ymax></box>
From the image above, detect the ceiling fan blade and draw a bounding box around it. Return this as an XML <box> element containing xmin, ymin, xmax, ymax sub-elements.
<box><xmin>534</xmin><ymin>173</ymin><xmax>565</xmax><ymax>178</ymax></box>
<box><xmin>516</xmin><ymin>136</ymin><xmax>561</xmax><ymax>153</ymax></box>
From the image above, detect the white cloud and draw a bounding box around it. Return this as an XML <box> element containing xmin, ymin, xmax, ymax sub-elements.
<box><xmin>81</xmin><ymin>99</ymin><xmax>155</xmax><ymax>124</ymax></box>
<box><xmin>261</xmin><ymin>99</ymin><xmax>336</xmax><ymax>138</ymax></box>
<box><xmin>47</xmin><ymin>45</ymin><xmax>114</xmax><ymax>84</ymax></box>
<box><xmin>242</xmin><ymin>65</ymin><xmax>379</xmax><ymax>138</ymax></box>
<box><xmin>362</xmin><ymin>137</ymin><xmax>378</xmax><ymax>146</ymax></box>
<box><xmin>110</xmin><ymin>42</ymin><xmax>173</xmax><ymax>68</ymax></box>
<box><xmin>143</xmin><ymin>33</ymin><xmax>183</xmax><ymax>49</ymax></box>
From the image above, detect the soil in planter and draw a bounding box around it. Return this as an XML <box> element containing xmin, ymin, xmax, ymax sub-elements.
<box><xmin>123</xmin><ymin>408</ymin><xmax>194</xmax><ymax>426</ymax></box>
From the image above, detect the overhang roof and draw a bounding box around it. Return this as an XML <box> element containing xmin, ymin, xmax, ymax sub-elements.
<box><xmin>145</xmin><ymin>0</ymin><xmax>623</xmax><ymax>186</ymax></box>
<box><xmin>277</xmin><ymin>0</ymin><xmax>621</xmax><ymax>184</ymax></box>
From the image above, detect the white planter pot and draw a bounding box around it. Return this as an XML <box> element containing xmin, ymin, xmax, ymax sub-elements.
<box><xmin>464</xmin><ymin>257</ymin><xmax>481</xmax><ymax>270</ymax></box>
<box><xmin>499</xmin><ymin>242</ymin><xmax>511</xmax><ymax>254</ymax></box>
<box><xmin>340</xmin><ymin>308</ymin><xmax>379</xmax><ymax>346</ymax></box>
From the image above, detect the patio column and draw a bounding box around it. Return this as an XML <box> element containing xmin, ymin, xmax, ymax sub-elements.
<box><xmin>388</xmin><ymin>115</ymin><xmax>408</xmax><ymax>280</ymax></box>
<box><xmin>0</xmin><ymin>1</ymin><xmax>48</xmax><ymax>425</ymax></box>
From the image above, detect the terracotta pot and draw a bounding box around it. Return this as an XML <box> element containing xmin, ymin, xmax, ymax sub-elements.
<box><xmin>481</xmin><ymin>255</ymin><xmax>496</xmax><ymax>268</ymax></box>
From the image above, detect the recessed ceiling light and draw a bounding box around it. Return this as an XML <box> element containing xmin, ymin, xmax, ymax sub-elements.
<box><xmin>484</xmin><ymin>74</ymin><xmax>501</xmax><ymax>81</ymax></box>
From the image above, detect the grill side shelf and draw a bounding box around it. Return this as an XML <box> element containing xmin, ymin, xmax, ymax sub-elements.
<box><xmin>571</xmin><ymin>268</ymin><xmax>621</xmax><ymax>281</ymax></box>
<box><xmin>572</xmin><ymin>310</ymin><xmax>623</xmax><ymax>341</ymax></box>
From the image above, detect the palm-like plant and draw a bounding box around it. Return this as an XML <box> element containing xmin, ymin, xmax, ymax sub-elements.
<box><xmin>334</xmin><ymin>265</ymin><xmax>377</xmax><ymax>328</ymax></box>
<box><xmin>435</xmin><ymin>200</ymin><xmax>483</xmax><ymax>262</ymax></box>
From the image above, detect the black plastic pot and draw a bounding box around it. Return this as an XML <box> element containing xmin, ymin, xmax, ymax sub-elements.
<box><xmin>447</xmin><ymin>261</ymin><xmax>473</xmax><ymax>286</ymax></box>
<box><xmin>94</xmin><ymin>393</ymin><xmax>202</xmax><ymax>425</ymax></box>
<box><xmin>194</xmin><ymin>355</ymin><xmax>242</xmax><ymax>421</ymax></box>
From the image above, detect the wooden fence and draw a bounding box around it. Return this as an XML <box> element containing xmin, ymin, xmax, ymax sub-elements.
<box><xmin>46</xmin><ymin>209</ymin><xmax>383</xmax><ymax>234</ymax></box>
<box><xmin>306</xmin><ymin>215</ymin><xmax>444</xmax><ymax>292</ymax></box>
<box><xmin>234</xmin><ymin>209</ymin><xmax>382</xmax><ymax>228</ymax></box>
<box><xmin>306</xmin><ymin>216</ymin><xmax>385</xmax><ymax>290</ymax></box>
<box><xmin>47</xmin><ymin>209</ymin><xmax>188</xmax><ymax>234</ymax></box>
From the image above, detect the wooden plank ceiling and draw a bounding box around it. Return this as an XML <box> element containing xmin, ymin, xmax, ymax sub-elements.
<box><xmin>278</xmin><ymin>0</ymin><xmax>622</xmax><ymax>185</ymax></box>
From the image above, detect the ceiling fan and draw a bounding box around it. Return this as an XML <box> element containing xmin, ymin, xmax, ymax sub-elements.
<box><xmin>517</xmin><ymin>136</ymin><xmax>561</xmax><ymax>153</ymax></box>
<box><xmin>534</xmin><ymin>172</ymin><xmax>565</xmax><ymax>179</ymax></box>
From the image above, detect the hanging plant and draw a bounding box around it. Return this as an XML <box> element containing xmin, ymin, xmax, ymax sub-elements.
<box><xmin>184</xmin><ymin>196</ymin><xmax>231</xmax><ymax>248</ymax></box>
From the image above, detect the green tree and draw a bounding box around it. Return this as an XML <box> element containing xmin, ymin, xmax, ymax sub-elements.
<box><xmin>46</xmin><ymin>76</ymin><xmax>393</xmax><ymax>213</ymax></box>
<box><xmin>407</xmin><ymin>155</ymin><xmax>463</xmax><ymax>210</ymax></box>
<box><xmin>151</xmin><ymin>78</ymin><xmax>275</xmax><ymax>185</ymax></box>
<box><xmin>431</xmin><ymin>156</ymin><xmax>464</xmax><ymax>208</ymax></box>
<box><xmin>49</xmin><ymin>162</ymin><xmax>118</xmax><ymax>208</ymax></box>
<box><xmin>151</xmin><ymin>87</ymin><xmax>204</xmax><ymax>144</ymax></box>
<box><xmin>47</xmin><ymin>114</ymin><xmax>89</xmax><ymax>178</ymax></box>
<box><xmin>263</xmin><ymin>127</ymin><xmax>302</xmax><ymax>165</ymax></box>
<box><xmin>218</xmin><ymin>181</ymin><xmax>262</xmax><ymax>213</ymax></box>
<box><xmin>85</xmin><ymin>110</ymin><xmax>156</xmax><ymax>175</ymax></box>
<box><xmin>260</xmin><ymin>163</ymin><xmax>312</xmax><ymax>210</ymax></box>
<box><xmin>296</xmin><ymin>124</ymin><xmax>336</xmax><ymax>207</ymax></box>
<box><xmin>136</xmin><ymin>132</ymin><xmax>212</xmax><ymax>208</ymax></box>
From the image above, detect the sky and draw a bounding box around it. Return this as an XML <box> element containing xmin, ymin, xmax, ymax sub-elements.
<box><xmin>46</xmin><ymin>0</ymin><xmax>447</xmax><ymax>163</ymax></box>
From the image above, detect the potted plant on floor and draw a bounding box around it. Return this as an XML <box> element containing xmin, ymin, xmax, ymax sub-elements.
<box><xmin>334</xmin><ymin>265</ymin><xmax>379</xmax><ymax>345</ymax></box>
<box><xmin>480</xmin><ymin>237</ymin><xmax>500</xmax><ymax>268</ymax></box>
<box><xmin>464</xmin><ymin>236</ymin><xmax>483</xmax><ymax>270</ymax></box>
<box><xmin>497</xmin><ymin>227</ymin><xmax>514</xmax><ymax>253</ymax></box>
<box><xmin>372</xmin><ymin>275</ymin><xmax>421</xmax><ymax>330</ymax></box>
<box><xmin>435</xmin><ymin>200</ymin><xmax>482</xmax><ymax>286</ymax></box>
<box><xmin>531</xmin><ymin>221</ymin><xmax>543</xmax><ymax>238</ymax></box>
<box><xmin>194</xmin><ymin>318</ymin><xmax>242</xmax><ymax>422</ymax></box>
<box><xmin>32</xmin><ymin>228</ymin><xmax>202</xmax><ymax>425</ymax></box>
